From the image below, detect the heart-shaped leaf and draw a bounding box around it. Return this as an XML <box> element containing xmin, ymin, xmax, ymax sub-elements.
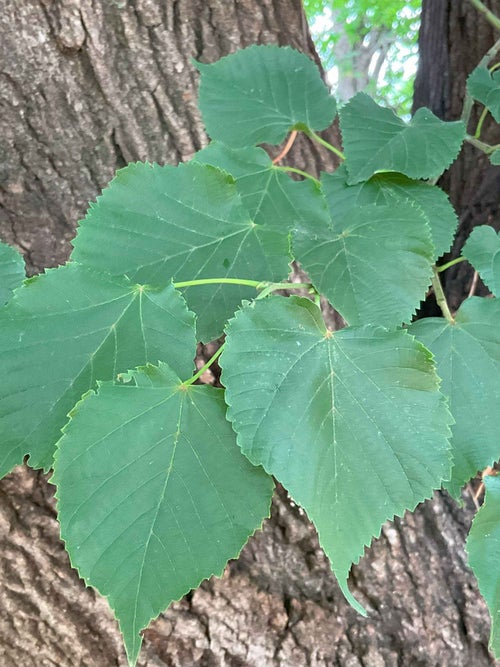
<box><xmin>339</xmin><ymin>93</ymin><xmax>465</xmax><ymax>184</ymax></box>
<box><xmin>53</xmin><ymin>362</ymin><xmax>273</xmax><ymax>666</ymax></box>
<box><xmin>467</xmin><ymin>65</ymin><xmax>500</xmax><ymax>122</ymax></box>
<box><xmin>222</xmin><ymin>296</ymin><xmax>452</xmax><ymax>611</ymax></box>
<box><xmin>196</xmin><ymin>45</ymin><xmax>337</xmax><ymax>147</ymax></box>
<box><xmin>0</xmin><ymin>263</ymin><xmax>196</xmax><ymax>476</ymax></box>
<box><xmin>409</xmin><ymin>297</ymin><xmax>500</xmax><ymax>497</ymax></box>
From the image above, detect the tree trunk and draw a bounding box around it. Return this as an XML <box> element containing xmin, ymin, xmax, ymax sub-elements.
<box><xmin>0</xmin><ymin>1</ymin><xmax>498</xmax><ymax>666</ymax></box>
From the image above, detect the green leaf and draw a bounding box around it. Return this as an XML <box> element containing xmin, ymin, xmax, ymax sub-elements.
<box><xmin>0</xmin><ymin>263</ymin><xmax>196</xmax><ymax>477</ymax></box>
<box><xmin>467</xmin><ymin>65</ymin><xmax>500</xmax><ymax>122</ymax></box>
<box><xmin>196</xmin><ymin>45</ymin><xmax>337</xmax><ymax>147</ymax></box>
<box><xmin>463</xmin><ymin>225</ymin><xmax>500</xmax><ymax>296</ymax></box>
<box><xmin>325</xmin><ymin>165</ymin><xmax>458</xmax><ymax>259</ymax></box>
<box><xmin>293</xmin><ymin>185</ymin><xmax>435</xmax><ymax>326</ymax></box>
<box><xmin>490</xmin><ymin>150</ymin><xmax>500</xmax><ymax>165</ymax></box>
<box><xmin>339</xmin><ymin>93</ymin><xmax>465</xmax><ymax>184</ymax></box>
<box><xmin>222</xmin><ymin>296</ymin><xmax>452</xmax><ymax>611</ymax></box>
<box><xmin>193</xmin><ymin>142</ymin><xmax>330</xmax><ymax>233</ymax></box>
<box><xmin>466</xmin><ymin>474</ymin><xmax>500</xmax><ymax>659</ymax></box>
<box><xmin>0</xmin><ymin>241</ymin><xmax>25</xmax><ymax>305</ymax></box>
<box><xmin>53</xmin><ymin>362</ymin><xmax>273</xmax><ymax>666</ymax></box>
<box><xmin>71</xmin><ymin>162</ymin><xmax>291</xmax><ymax>342</ymax></box>
<box><xmin>409</xmin><ymin>297</ymin><xmax>500</xmax><ymax>497</ymax></box>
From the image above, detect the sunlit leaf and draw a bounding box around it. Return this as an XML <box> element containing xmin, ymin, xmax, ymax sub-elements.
<box><xmin>222</xmin><ymin>296</ymin><xmax>451</xmax><ymax>612</ymax></box>
<box><xmin>196</xmin><ymin>45</ymin><xmax>337</xmax><ymax>147</ymax></box>
<box><xmin>54</xmin><ymin>362</ymin><xmax>273</xmax><ymax>666</ymax></box>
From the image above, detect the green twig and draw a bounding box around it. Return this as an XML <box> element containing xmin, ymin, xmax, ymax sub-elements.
<box><xmin>274</xmin><ymin>165</ymin><xmax>321</xmax><ymax>186</ymax></box>
<box><xmin>474</xmin><ymin>106</ymin><xmax>490</xmax><ymax>139</ymax></box>
<box><xmin>465</xmin><ymin>134</ymin><xmax>499</xmax><ymax>154</ymax></box>
<box><xmin>305</xmin><ymin>129</ymin><xmax>346</xmax><ymax>161</ymax></box>
<box><xmin>182</xmin><ymin>344</ymin><xmax>225</xmax><ymax>387</ymax></box>
<box><xmin>432</xmin><ymin>267</ymin><xmax>455</xmax><ymax>324</ymax></box>
<box><xmin>255</xmin><ymin>281</ymin><xmax>315</xmax><ymax>299</ymax></box>
<box><xmin>437</xmin><ymin>256</ymin><xmax>467</xmax><ymax>272</ymax></box>
<box><xmin>468</xmin><ymin>0</ymin><xmax>500</xmax><ymax>32</ymax></box>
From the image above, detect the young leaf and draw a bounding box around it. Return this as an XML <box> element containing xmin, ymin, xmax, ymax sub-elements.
<box><xmin>339</xmin><ymin>93</ymin><xmax>465</xmax><ymax>184</ymax></box>
<box><xmin>71</xmin><ymin>162</ymin><xmax>291</xmax><ymax>342</ymax></box>
<box><xmin>193</xmin><ymin>142</ymin><xmax>330</xmax><ymax>233</ymax></box>
<box><xmin>463</xmin><ymin>225</ymin><xmax>500</xmax><ymax>296</ymax></box>
<box><xmin>0</xmin><ymin>263</ymin><xmax>196</xmax><ymax>477</ymax></box>
<box><xmin>466</xmin><ymin>474</ymin><xmax>500</xmax><ymax>659</ymax></box>
<box><xmin>467</xmin><ymin>65</ymin><xmax>500</xmax><ymax>122</ymax></box>
<box><xmin>490</xmin><ymin>150</ymin><xmax>500</xmax><ymax>165</ymax></box>
<box><xmin>196</xmin><ymin>45</ymin><xmax>337</xmax><ymax>147</ymax></box>
<box><xmin>0</xmin><ymin>240</ymin><xmax>25</xmax><ymax>305</ymax></box>
<box><xmin>409</xmin><ymin>297</ymin><xmax>500</xmax><ymax>497</ymax></box>
<box><xmin>53</xmin><ymin>362</ymin><xmax>273</xmax><ymax>667</ymax></box>
<box><xmin>325</xmin><ymin>165</ymin><xmax>458</xmax><ymax>259</ymax></box>
<box><xmin>222</xmin><ymin>296</ymin><xmax>452</xmax><ymax>612</ymax></box>
<box><xmin>293</xmin><ymin>191</ymin><xmax>434</xmax><ymax>327</ymax></box>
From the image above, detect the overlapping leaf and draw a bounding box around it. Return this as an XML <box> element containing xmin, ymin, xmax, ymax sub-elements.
<box><xmin>463</xmin><ymin>225</ymin><xmax>500</xmax><ymax>296</ymax></box>
<box><xmin>0</xmin><ymin>240</ymin><xmax>25</xmax><ymax>305</ymax></box>
<box><xmin>466</xmin><ymin>475</ymin><xmax>500</xmax><ymax>659</ymax></box>
<box><xmin>193</xmin><ymin>142</ymin><xmax>330</xmax><ymax>233</ymax></box>
<box><xmin>409</xmin><ymin>297</ymin><xmax>500</xmax><ymax>497</ymax></box>
<box><xmin>339</xmin><ymin>93</ymin><xmax>465</xmax><ymax>184</ymax></box>
<box><xmin>325</xmin><ymin>165</ymin><xmax>458</xmax><ymax>259</ymax></box>
<box><xmin>0</xmin><ymin>263</ymin><xmax>196</xmax><ymax>477</ymax></box>
<box><xmin>293</xmin><ymin>185</ymin><xmax>435</xmax><ymax>326</ymax></box>
<box><xmin>490</xmin><ymin>150</ymin><xmax>500</xmax><ymax>165</ymax></box>
<box><xmin>467</xmin><ymin>65</ymin><xmax>500</xmax><ymax>122</ymax></box>
<box><xmin>71</xmin><ymin>162</ymin><xmax>291</xmax><ymax>342</ymax></box>
<box><xmin>53</xmin><ymin>362</ymin><xmax>273</xmax><ymax>666</ymax></box>
<box><xmin>222</xmin><ymin>296</ymin><xmax>452</xmax><ymax>611</ymax></box>
<box><xmin>196</xmin><ymin>45</ymin><xmax>337</xmax><ymax>147</ymax></box>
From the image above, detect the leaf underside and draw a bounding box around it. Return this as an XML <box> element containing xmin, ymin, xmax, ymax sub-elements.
<box><xmin>409</xmin><ymin>297</ymin><xmax>500</xmax><ymax>497</ymax></box>
<box><xmin>0</xmin><ymin>263</ymin><xmax>196</xmax><ymax>476</ymax></box>
<box><xmin>196</xmin><ymin>44</ymin><xmax>337</xmax><ymax>147</ymax></box>
<box><xmin>463</xmin><ymin>225</ymin><xmax>500</xmax><ymax>297</ymax></box>
<box><xmin>53</xmin><ymin>362</ymin><xmax>273</xmax><ymax>666</ymax></box>
<box><xmin>222</xmin><ymin>296</ymin><xmax>452</xmax><ymax>611</ymax></box>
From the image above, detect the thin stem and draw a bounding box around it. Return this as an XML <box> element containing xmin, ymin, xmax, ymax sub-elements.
<box><xmin>272</xmin><ymin>130</ymin><xmax>298</xmax><ymax>164</ymax></box>
<box><xmin>465</xmin><ymin>134</ymin><xmax>498</xmax><ymax>154</ymax></box>
<box><xmin>432</xmin><ymin>267</ymin><xmax>455</xmax><ymax>324</ymax></box>
<box><xmin>468</xmin><ymin>270</ymin><xmax>480</xmax><ymax>298</ymax></box>
<box><xmin>182</xmin><ymin>344</ymin><xmax>225</xmax><ymax>387</ymax></box>
<box><xmin>305</xmin><ymin>129</ymin><xmax>346</xmax><ymax>161</ymax></box>
<box><xmin>274</xmin><ymin>165</ymin><xmax>321</xmax><ymax>186</ymax></box>
<box><xmin>174</xmin><ymin>277</ymin><xmax>263</xmax><ymax>289</ymax></box>
<box><xmin>436</xmin><ymin>256</ymin><xmax>467</xmax><ymax>272</ymax></box>
<box><xmin>474</xmin><ymin>105</ymin><xmax>490</xmax><ymax>139</ymax></box>
<box><xmin>468</xmin><ymin>0</ymin><xmax>500</xmax><ymax>32</ymax></box>
<box><xmin>255</xmin><ymin>281</ymin><xmax>315</xmax><ymax>299</ymax></box>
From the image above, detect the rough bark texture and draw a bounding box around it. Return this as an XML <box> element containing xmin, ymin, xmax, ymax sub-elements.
<box><xmin>0</xmin><ymin>1</ymin><xmax>499</xmax><ymax>666</ymax></box>
<box><xmin>414</xmin><ymin>0</ymin><xmax>500</xmax><ymax>311</ymax></box>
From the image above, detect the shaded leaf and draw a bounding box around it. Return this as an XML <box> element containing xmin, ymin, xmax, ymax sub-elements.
<box><xmin>409</xmin><ymin>297</ymin><xmax>500</xmax><ymax>497</ymax></box>
<box><xmin>463</xmin><ymin>225</ymin><xmax>500</xmax><ymax>296</ymax></box>
<box><xmin>467</xmin><ymin>65</ymin><xmax>500</xmax><ymax>122</ymax></box>
<box><xmin>466</xmin><ymin>474</ymin><xmax>500</xmax><ymax>659</ymax></box>
<box><xmin>325</xmin><ymin>165</ymin><xmax>458</xmax><ymax>259</ymax></box>
<box><xmin>490</xmin><ymin>150</ymin><xmax>500</xmax><ymax>165</ymax></box>
<box><xmin>222</xmin><ymin>296</ymin><xmax>452</xmax><ymax>611</ymax></box>
<box><xmin>196</xmin><ymin>45</ymin><xmax>337</xmax><ymax>147</ymax></box>
<box><xmin>71</xmin><ymin>162</ymin><xmax>291</xmax><ymax>342</ymax></box>
<box><xmin>0</xmin><ymin>263</ymin><xmax>196</xmax><ymax>477</ymax></box>
<box><xmin>53</xmin><ymin>362</ymin><xmax>273</xmax><ymax>666</ymax></box>
<box><xmin>0</xmin><ymin>240</ymin><xmax>25</xmax><ymax>305</ymax></box>
<box><xmin>339</xmin><ymin>93</ymin><xmax>465</xmax><ymax>184</ymax></box>
<box><xmin>193</xmin><ymin>142</ymin><xmax>330</xmax><ymax>234</ymax></box>
<box><xmin>293</xmin><ymin>185</ymin><xmax>434</xmax><ymax>326</ymax></box>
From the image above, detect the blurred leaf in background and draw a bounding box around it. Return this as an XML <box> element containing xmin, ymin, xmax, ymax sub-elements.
<box><xmin>303</xmin><ymin>0</ymin><xmax>421</xmax><ymax>116</ymax></box>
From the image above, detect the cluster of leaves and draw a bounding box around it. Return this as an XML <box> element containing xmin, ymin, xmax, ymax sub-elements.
<box><xmin>1</xmin><ymin>44</ymin><xmax>500</xmax><ymax>666</ymax></box>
